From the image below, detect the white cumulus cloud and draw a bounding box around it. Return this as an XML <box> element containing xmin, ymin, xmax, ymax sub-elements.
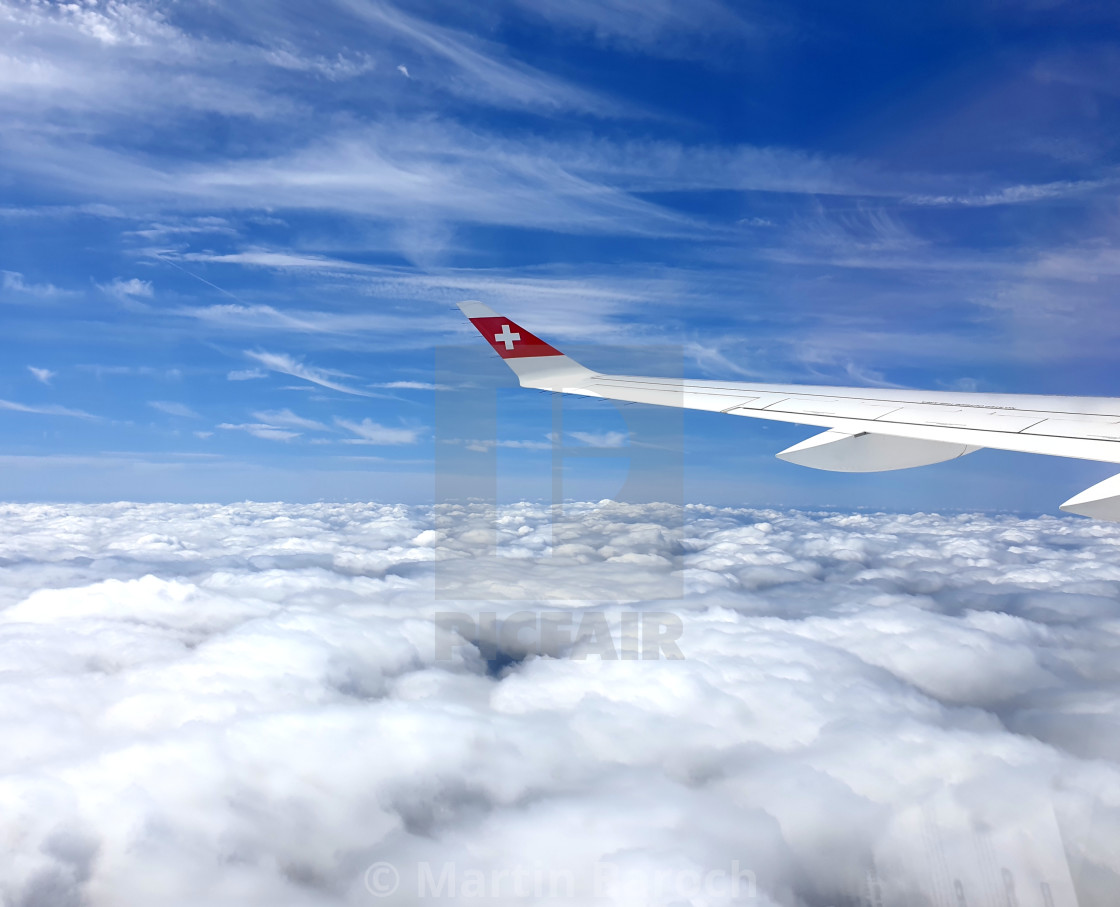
<box><xmin>0</xmin><ymin>502</ymin><xmax>1115</xmax><ymax>906</ymax></box>
<box><xmin>99</xmin><ymin>276</ymin><xmax>154</xmax><ymax>300</ymax></box>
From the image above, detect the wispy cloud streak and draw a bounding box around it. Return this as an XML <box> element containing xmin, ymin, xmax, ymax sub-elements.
<box><xmin>245</xmin><ymin>350</ymin><xmax>379</xmax><ymax>397</ymax></box>
<box><xmin>0</xmin><ymin>399</ymin><xmax>96</xmax><ymax>419</ymax></box>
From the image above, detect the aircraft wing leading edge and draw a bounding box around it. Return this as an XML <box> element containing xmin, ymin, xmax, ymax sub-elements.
<box><xmin>457</xmin><ymin>301</ymin><xmax>1120</xmax><ymax>521</ymax></box>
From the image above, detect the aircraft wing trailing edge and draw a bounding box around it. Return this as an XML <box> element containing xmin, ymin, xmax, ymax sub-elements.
<box><xmin>458</xmin><ymin>301</ymin><xmax>1120</xmax><ymax>521</ymax></box>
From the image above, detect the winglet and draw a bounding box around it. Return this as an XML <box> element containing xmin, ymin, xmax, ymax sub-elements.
<box><xmin>457</xmin><ymin>301</ymin><xmax>596</xmax><ymax>389</ymax></box>
<box><xmin>458</xmin><ymin>301</ymin><xmax>564</xmax><ymax>360</ymax></box>
<box><xmin>1060</xmin><ymin>473</ymin><xmax>1120</xmax><ymax>521</ymax></box>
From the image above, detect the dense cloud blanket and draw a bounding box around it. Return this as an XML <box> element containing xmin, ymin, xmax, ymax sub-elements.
<box><xmin>0</xmin><ymin>502</ymin><xmax>1118</xmax><ymax>906</ymax></box>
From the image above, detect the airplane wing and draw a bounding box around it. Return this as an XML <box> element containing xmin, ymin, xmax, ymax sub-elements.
<box><xmin>457</xmin><ymin>301</ymin><xmax>1120</xmax><ymax>520</ymax></box>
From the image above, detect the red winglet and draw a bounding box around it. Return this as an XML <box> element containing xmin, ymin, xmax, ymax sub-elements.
<box><xmin>467</xmin><ymin>316</ymin><xmax>563</xmax><ymax>360</ymax></box>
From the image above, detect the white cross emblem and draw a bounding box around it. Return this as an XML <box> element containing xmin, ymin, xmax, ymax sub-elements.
<box><xmin>494</xmin><ymin>324</ymin><xmax>521</xmax><ymax>350</ymax></box>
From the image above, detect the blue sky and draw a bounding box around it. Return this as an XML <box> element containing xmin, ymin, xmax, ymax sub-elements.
<box><xmin>2</xmin><ymin>0</ymin><xmax>1119</xmax><ymax>512</ymax></box>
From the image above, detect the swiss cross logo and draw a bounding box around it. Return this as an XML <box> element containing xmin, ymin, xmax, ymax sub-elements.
<box><xmin>494</xmin><ymin>324</ymin><xmax>520</xmax><ymax>350</ymax></box>
<box><xmin>466</xmin><ymin>315</ymin><xmax>561</xmax><ymax>359</ymax></box>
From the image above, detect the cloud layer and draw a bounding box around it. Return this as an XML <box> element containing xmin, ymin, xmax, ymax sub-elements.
<box><xmin>0</xmin><ymin>502</ymin><xmax>1117</xmax><ymax>905</ymax></box>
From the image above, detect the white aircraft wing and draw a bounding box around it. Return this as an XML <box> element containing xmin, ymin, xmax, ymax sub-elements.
<box><xmin>458</xmin><ymin>301</ymin><xmax>1120</xmax><ymax>520</ymax></box>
